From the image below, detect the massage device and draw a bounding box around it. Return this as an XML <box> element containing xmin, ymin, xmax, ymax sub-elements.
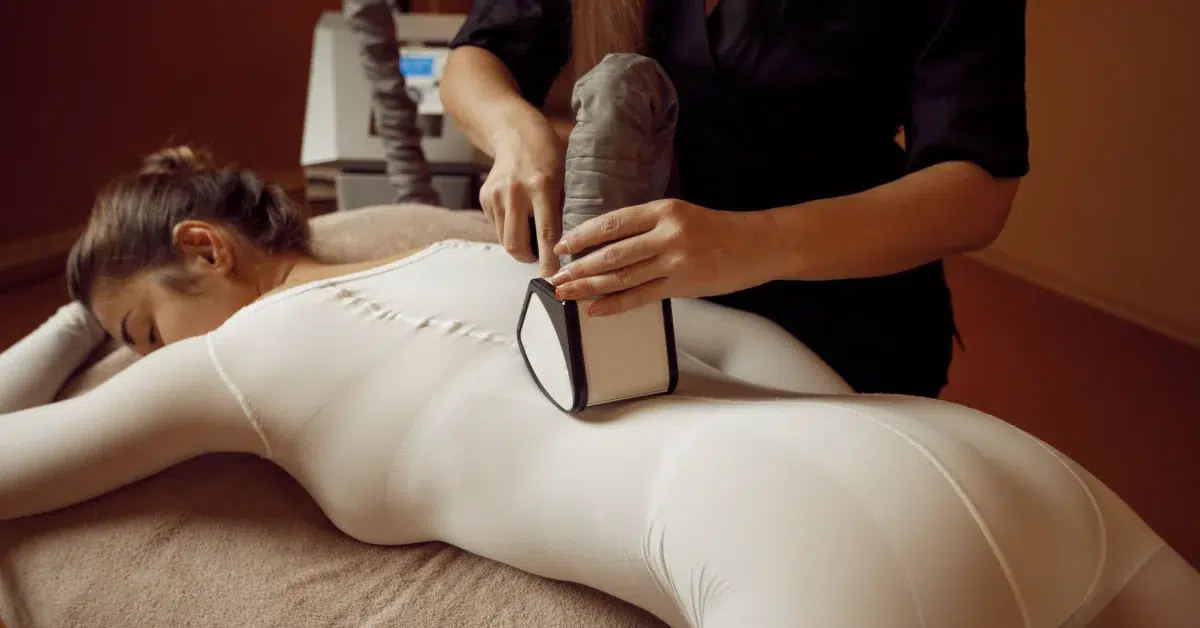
<box><xmin>518</xmin><ymin>277</ymin><xmax>678</xmax><ymax>413</ymax></box>
<box><xmin>517</xmin><ymin>54</ymin><xmax>681</xmax><ymax>412</ymax></box>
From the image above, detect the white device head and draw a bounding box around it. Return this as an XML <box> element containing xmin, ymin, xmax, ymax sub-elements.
<box><xmin>518</xmin><ymin>279</ymin><xmax>678</xmax><ymax>413</ymax></box>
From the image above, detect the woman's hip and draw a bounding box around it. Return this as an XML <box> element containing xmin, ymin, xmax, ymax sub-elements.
<box><xmin>638</xmin><ymin>396</ymin><xmax>1105</xmax><ymax>627</ymax></box>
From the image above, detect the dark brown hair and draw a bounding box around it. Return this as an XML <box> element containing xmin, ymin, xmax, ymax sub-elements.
<box><xmin>570</xmin><ymin>0</ymin><xmax>650</xmax><ymax>78</ymax></box>
<box><xmin>66</xmin><ymin>146</ymin><xmax>311</xmax><ymax>307</ymax></box>
<box><xmin>567</xmin><ymin>1</ymin><xmax>801</xmax><ymax>80</ymax></box>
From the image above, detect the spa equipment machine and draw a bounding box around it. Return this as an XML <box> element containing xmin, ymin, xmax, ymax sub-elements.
<box><xmin>300</xmin><ymin>10</ymin><xmax>489</xmax><ymax>211</ymax></box>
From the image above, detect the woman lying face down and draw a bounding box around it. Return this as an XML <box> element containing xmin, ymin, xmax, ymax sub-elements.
<box><xmin>58</xmin><ymin>146</ymin><xmax>842</xmax><ymax>396</ymax></box>
<box><xmin>2</xmin><ymin>147</ymin><xmax>1198</xmax><ymax>628</ymax></box>
<box><xmin>66</xmin><ymin>147</ymin><xmax>321</xmax><ymax>354</ymax></box>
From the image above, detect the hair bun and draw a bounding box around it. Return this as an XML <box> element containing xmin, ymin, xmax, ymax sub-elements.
<box><xmin>140</xmin><ymin>145</ymin><xmax>215</xmax><ymax>176</ymax></box>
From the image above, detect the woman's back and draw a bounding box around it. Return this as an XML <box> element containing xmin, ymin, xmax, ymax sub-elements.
<box><xmin>207</xmin><ymin>240</ymin><xmax>709</xmax><ymax>543</ymax></box>
<box><xmin>206</xmin><ymin>240</ymin><xmax>554</xmax><ymax>541</ymax></box>
<box><xmin>199</xmin><ymin>239</ymin><xmax>1180</xmax><ymax>628</ymax></box>
<box><xmin>204</xmin><ymin>238</ymin><xmax>773</xmax><ymax>615</ymax></box>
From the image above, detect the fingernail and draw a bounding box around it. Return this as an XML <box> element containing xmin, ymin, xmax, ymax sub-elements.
<box><xmin>549</xmin><ymin>267</ymin><xmax>571</xmax><ymax>285</ymax></box>
<box><xmin>553</xmin><ymin>239</ymin><xmax>569</xmax><ymax>255</ymax></box>
<box><xmin>587</xmin><ymin>302</ymin><xmax>608</xmax><ymax>317</ymax></box>
<box><xmin>555</xmin><ymin>285</ymin><xmax>576</xmax><ymax>300</ymax></box>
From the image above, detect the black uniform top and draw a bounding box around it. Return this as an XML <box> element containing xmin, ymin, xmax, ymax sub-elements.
<box><xmin>450</xmin><ymin>0</ymin><xmax>1030</xmax><ymax>396</ymax></box>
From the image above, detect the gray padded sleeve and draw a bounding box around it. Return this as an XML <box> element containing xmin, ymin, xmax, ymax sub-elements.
<box><xmin>561</xmin><ymin>53</ymin><xmax>679</xmax><ymax>263</ymax></box>
<box><xmin>343</xmin><ymin>0</ymin><xmax>440</xmax><ymax>205</ymax></box>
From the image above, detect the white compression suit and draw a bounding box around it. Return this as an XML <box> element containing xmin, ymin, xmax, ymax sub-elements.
<box><xmin>2</xmin><ymin>239</ymin><xmax>1195</xmax><ymax>628</ymax></box>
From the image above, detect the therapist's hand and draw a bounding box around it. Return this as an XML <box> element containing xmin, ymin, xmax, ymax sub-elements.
<box><xmin>548</xmin><ymin>199</ymin><xmax>779</xmax><ymax>316</ymax></box>
<box><xmin>480</xmin><ymin>110</ymin><xmax>565</xmax><ymax>277</ymax></box>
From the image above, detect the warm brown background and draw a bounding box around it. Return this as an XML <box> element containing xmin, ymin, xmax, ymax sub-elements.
<box><xmin>979</xmin><ymin>0</ymin><xmax>1200</xmax><ymax>349</ymax></box>
<box><xmin>3</xmin><ymin>0</ymin><xmax>1197</xmax><ymax>346</ymax></box>
<box><xmin>0</xmin><ymin>0</ymin><xmax>473</xmax><ymax>248</ymax></box>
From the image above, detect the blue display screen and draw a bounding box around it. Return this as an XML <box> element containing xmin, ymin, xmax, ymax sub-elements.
<box><xmin>400</xmin><ymin>56</ymin><xmax>435</xmax><ymax>78</ymax></box>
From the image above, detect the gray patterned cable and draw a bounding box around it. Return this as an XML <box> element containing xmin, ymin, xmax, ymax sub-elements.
<box><xmin>343</xmin><ymin>0</ymin><xmax>440</xmax><ymax>205</ymax></box>
<box><xmin>560</xmin><ymin>53</ymin><xmax>679</xmax><ymax>264</ymax></box>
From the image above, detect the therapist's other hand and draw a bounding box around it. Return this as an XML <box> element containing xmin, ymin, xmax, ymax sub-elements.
<box><xmin>549</xmin><ymin>199</ymin><xmax>776</xmax><ymax>316</ymax></box>
<box><xmin>480</xmin><ymin>111</ymin><xmax>565</xmax><ymax>277</ymax></box>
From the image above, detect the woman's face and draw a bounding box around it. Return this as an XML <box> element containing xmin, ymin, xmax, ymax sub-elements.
<box><xmin>89</xmin><ymin>221</ymin><xmax>264</xmax><ymax>355</ymax></box>
<box><xmin>90</xmin><ymin>270</ymin><xmax>260</xmax><ymax>355</ymax></box>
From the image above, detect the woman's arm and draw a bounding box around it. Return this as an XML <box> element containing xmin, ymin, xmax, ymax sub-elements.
<box><xmin>442</xmin><ymin>1</ymin><xmax>573</xmax><ymax>274</ymax></box>
<box><xmin>547</xmin><ymin>166</ymin><xmax>1016</xmax><ymax>314</ymax></box>
<box><xmin>441</xmin><ymin>48</ymin><xmax>575</xmax><ymax>151</ymax></box>
<box><xmin>442</xmin><ymin>46</ymin><xmax>569</xmax><ymax>274</ymax></box>
<box><xmin>0</xmin><ymin>303</ymin><xmax>108</xmax><ymax>413</ymax></box>
<box><xmin>0</xmin><ymin>335</ymin><xmax>266</xmax><ymax>521</ymax></box>
<box><xmin>442</xmin><ymin>46</ymin><xmax>553</xmax><ymax>160</ymax></box>
<box><xmin>757</xmin><ymin>0</ymin><xmax>1030</xmax><ymax>281</ymax></box>
<box><xmin>442</xmin><ymin>44</ymin><xmax>568</xmax><ymax>273</ymax></box>
<box><xmin>756</xmin><ymin>161</ymin><xmax>1020</xmax><ymax>281</ymax></box>
<box><xmin>545</xmin><ymin>0</ymin><xmax>1031</xmax><ymax>313</ymax></box>
<box><xmin>56</xmin><ymin>343</ymin><xmax>140</xmax><ymax>400</ymax></box>
<box><xmin>670</xmin><ymin>298</ymin><xmax>853</xmax><ymax>395</ymax></box>
<box><xmin>441</xmin><ymin>0</ymin><xmax>572</xmax><ymax>159</ymax></box>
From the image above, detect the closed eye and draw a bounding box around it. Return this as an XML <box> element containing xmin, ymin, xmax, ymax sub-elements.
<box><xmin>120</xmin><ymin>312</ymin><xmax>134</xmax><ymax>346</ymax></box>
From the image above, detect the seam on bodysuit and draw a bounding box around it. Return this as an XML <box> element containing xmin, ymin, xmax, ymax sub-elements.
<box><xmin>1019</xmin><ymin>436</ymin><xmax>1109</xmax><ymax>624</ymax></box>
<box><xmin>1068</xmin><ymin>538</ymin><xmax>1168</xmax><ymax>628</ymax></box>
<box><xmin>823</xmin><ymin>403</ymin><xmax>1034</xmax><ymax>628</ymax></box>
<box><xmin>332</xmin><ymin>287</ymin><xmax>518</xmax><ymax>346</ymax></box>
<box><xmin>205</xmin><ymin>334</ymin><xmax>273</xmax><ymax>459</ymax></box>
<box><xmin>222</xmin><ymin>239</ymin><xmax>474</xmax><ymax>326</ymax></box>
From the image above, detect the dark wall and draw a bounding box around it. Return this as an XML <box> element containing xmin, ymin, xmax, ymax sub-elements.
<box><xmin>0</xmin><ymin>0</ymin><xmax>472</xmax><ymax>247</ymax></box>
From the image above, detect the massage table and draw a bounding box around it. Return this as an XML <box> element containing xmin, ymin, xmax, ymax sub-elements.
<box><xmin>0</xmin><ymin>205</ymin><xmax>665</xmax><ymax>628</ymax></box>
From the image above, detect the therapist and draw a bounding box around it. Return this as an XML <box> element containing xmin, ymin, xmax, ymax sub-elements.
<box><xmin>440</xmin><ymin>0</ymin><xmax>1030</xmax><ymax>398</ymax></box>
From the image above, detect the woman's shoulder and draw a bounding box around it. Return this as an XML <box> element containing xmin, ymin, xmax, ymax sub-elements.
<box><xmin>197</xmin><ymin>238</ymin><xmax>525</xmax><ymax>419</ymax></box>
<box><xmin>241</xmin><ymin>241</ymin><xmax>457</xmax><ymax>313</ymax></box>
<box><xmin>260</xmin><ymin>250</ymin><xmax>424</xmax><ymax>301</ymax></box>
<box><xmin>221</xmin><ymin>239</ymin><xmax>515</xmax><ymax>328</ymax></box>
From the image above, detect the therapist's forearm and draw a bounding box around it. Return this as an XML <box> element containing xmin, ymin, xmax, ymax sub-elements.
<box><xmin>758</xmin><ymin>161</ymin><xmax>1021</xmax><ymax>282</ymax></box>
<box><xmin>441</xmin><ymin>46</ymin><xmax>547</xmax><ymax>158</ymax></box>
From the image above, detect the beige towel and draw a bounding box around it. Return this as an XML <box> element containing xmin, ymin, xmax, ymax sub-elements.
<box><xmin>1</xmin><ymin>205</ymin><xmax>664</xmax><ymax>628</ymax></box>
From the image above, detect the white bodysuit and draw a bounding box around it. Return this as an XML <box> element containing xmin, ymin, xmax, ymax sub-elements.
<box><xmin>0</xmin><ymin>240</ymin><xmax>1188</xmax><ymax>628</ymax></box>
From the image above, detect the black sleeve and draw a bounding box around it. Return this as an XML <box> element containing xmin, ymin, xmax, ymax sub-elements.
<box><xmin>903</xmin><ymin>0</ymin><xmax>1030</xmax><ymax>178</ymax></box>
<box><xmin>448</xmin><ymin>0</ymin><xmax>573</xmax><ymax>108</ymax></box>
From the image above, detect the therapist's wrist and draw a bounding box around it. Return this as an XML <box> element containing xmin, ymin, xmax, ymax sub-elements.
<box><xmin>490</xmin><ymin>103</ymin><xmax>550</xmax><ymax>151</ymax></box>
<box><xmin>741</xmin><ymin>207</ymin><xmax>805</xmax><ymax>285</ymax></box>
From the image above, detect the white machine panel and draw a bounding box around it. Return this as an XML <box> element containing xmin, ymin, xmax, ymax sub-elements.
<box><xmin>300</xmin><ymin>11</ymin><xmax>484</xmax><ymax>170</ymax></box>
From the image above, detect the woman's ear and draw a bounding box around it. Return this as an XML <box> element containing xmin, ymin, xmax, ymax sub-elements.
<box><xmin>172</xmin><ymin>221</ymin><xmax>236</xmax><ymax>276</ymax></box>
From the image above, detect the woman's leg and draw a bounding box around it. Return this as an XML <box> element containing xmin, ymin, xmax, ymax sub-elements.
<box><xmin>0</xmin><ymin>302</ymin><xmax>108</xmax><ymax>412</ymax></box>
<box><xmin>1085</xmin><ymin>545</ymin><xmax>1200</xmax><ymax>628</ymax></box>
<box><xmin>1058</xmin><ymin>458</ymin><xmax>1200</xmax><ymax>627</ymax></box>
